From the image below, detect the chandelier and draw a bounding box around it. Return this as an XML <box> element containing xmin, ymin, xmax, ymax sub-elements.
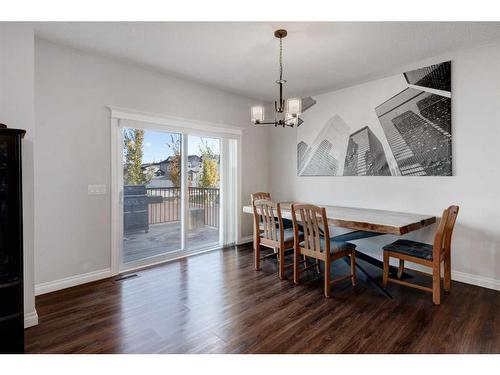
<box><xmin>250</xmin><ymin>29</ymin><xmax>302</xmax><ymax>128</ymax></box>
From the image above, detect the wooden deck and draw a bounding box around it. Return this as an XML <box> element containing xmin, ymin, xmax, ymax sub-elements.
<box><xmin>25</xmin><ymin>243</ymin><xmax>500</xmax><ymax>353</ymax></box>
<box><xmin>123</xmin><ymin>222</ymin><xmax>219</xmax><ymax>263</ymax></box>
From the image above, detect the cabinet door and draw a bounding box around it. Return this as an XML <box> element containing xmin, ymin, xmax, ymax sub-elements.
<box><xmin>0</xmin><ymin>135</ymin><xmax>23</xmax><ymax>284</ymax></box>
<box><xmin>0</xmin><ymin>133</ymin><xmax>24</xmax><ymax>354</ymax></box>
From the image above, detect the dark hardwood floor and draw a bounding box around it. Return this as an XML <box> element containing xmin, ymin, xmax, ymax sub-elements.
<box><xmin>25</xmin><ymin>244</ymin><xmax>500</xmax><ymax>353</ymax></box>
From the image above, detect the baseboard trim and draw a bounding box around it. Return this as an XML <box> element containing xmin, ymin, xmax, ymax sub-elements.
<box><xmin>35</xmin><ymin>268</ymin><xmax>112</xmax><ymax>296</ymax></box>
<box><xmin>24</xmin><ymin>310</ymin><xmax>39</xmax><ymax>328</ymax></box>
<box><xmin>237</xmin><ymin>235</ymin><xmax>253</xmax><ymax>245</ymax></box>
<box><xmin>451</xmin><ymin>270</ymin><xmax>500</xmax><ymax>291</ymax></box>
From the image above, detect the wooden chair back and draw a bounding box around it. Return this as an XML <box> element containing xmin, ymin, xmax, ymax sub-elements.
<box><xmin>291</xmin><ymin>204</ymin><xmax>330</xmax><ymax>260</ymax></box>
<box><xmin>251</xmin><ymin>192</ymin><xmax>272</xmax><ymax>231</ymax></box>
<box><xmin>433</xmin><ymin>205</ymin><xmax>459</xmax><ymax>259</ymax></box>
<box><xmin>253</xmin><ymin>199</ymin><xmax>283</xmax><ymax>243</ymax></box>
<box><xmin>444</xmin><ymin>205</ymin><xmax>459</xmax><ymax>252</ymax></box>
<box><xmin>251</xmin><ymin>192</ymin><xmax>271</xmax><ymax>204</ymax></box>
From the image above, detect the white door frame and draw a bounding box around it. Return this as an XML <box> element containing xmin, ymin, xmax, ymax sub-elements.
<box><xmin>109</xmin><ymin>106</ymin><xmax>242</xmax><ymax>275</ymax></box>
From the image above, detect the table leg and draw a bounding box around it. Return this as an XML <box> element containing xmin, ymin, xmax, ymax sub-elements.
<box><xmin>344</xmin><ymin>256</ymin><xmax>392</xmax><ymax>298</ymax></box>
<box><xmin>334</xmin><ymin>230</ymin><xmax>415</xmax><ymax>299</ymax></box>
<box><xmin>333</xmin><ymin>230</ymin><xmax>412</xmax><ymax>279</ymax></box>
<box><xmin>355</xmin><ymin>250</ymin><xmax>412</xmax><ymax>279</ymax></box>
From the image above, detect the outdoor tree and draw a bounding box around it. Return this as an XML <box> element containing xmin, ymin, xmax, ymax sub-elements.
<box><xmin>123</xmin><ymin>128</ymin><xmax>152</xmax><ymax>185</ymax></box>
<box><xmin>143</xmin><ymin>166</ymin><xmax>156</xmax><ymax>184</ymax></box>
<box><xmin>199</xmin><ymin>139</ymin><xmax>219</xmax><ymax>188</ymax></box>
<box><xmin>167</xmin><ymin>135</ymin><xmax>181</xmax><ymax>187</ymax></box>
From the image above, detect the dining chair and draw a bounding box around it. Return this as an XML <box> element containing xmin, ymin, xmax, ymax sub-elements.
<box><xmin>251</xmin><ymin>192</ymin><xmax>271</xmax><ymax>255</ymax></box>
<box><xmin>291</xmin><ymin>203</ymin><xmax>357</xmax><ymax>298</ymax></box>
<box><xmin>252</xmin><ymin>199</ymin><xmax>300</xmax><ymax>280</ymax></box>
<box><xmin>382</xmin><ymin>205</ymin><xmax>459</xmax><ymax>305</ymax></box>
<box><xmin>251</xmin><ymin>192</ymin><xmax>292</xmax><ymax>236</ymax></box>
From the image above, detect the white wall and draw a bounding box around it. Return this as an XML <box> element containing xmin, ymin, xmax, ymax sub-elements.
<box><xmin>34</xmin><ymin>39</ymin><xmax>269</xmax><ymax>287</ymax></box>
<box><xmin>269</xmin><ymin>41</ymin><xmax>500</xmax><ymax>290</ymax></box>
<box><xmin>0</xmin><ymin>23</ymin><xmax>37</xmax><ymax>327</ymax></box>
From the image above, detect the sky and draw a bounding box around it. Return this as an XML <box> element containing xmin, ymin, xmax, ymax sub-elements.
<box><xmin>125</xmin><ymin>129</ymin><xmax>220</xmax><ymax>164</ymax></box>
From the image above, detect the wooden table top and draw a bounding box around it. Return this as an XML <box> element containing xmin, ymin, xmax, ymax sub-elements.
<box><xmin>243</xmin><ymin>203</ymin><xmax>436</xmax><ymax>235</ymax></box>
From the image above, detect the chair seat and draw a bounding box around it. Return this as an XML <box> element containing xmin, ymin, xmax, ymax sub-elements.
<box><xmin>282</xmin><ymin>218</ymin><xmax>293</xmax><ymax>230</ymax></box>
<box><xmin>300</xmin><ymin>237</ymin><xmax>356</xmax><ymax>255</ymax></box>
<box><xmin>383</xmin><ymin>239</ymin><xmax>434</xmax><ymax>260</ymax></box>
<box><xmin>260</xmin><ymin>228</ymin><xmax>302</xmax><ymax>243</ymax></box>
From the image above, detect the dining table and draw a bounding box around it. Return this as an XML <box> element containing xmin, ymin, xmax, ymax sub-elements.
<box><xmin>242</xmin><ymin>202</ymin><xmax>437</xmax><ymax>298</ymax></box>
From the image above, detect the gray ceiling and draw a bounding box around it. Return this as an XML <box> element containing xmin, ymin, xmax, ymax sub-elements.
<box><xmin>35</xmin><ymin>22</ymin><xmax>500</xmax><ymax>101</ymax></box>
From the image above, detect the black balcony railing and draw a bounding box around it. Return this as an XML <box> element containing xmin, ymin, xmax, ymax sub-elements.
<box><xmin>147</xmin><ymin>187</ymin><xmax>181</xmax><ymax>224</ymax></box>
<box><xmin>189</xmin><ymin>187</ymin><xmax>220</xmax><ymax>228</ymax></box>
<box><xmin>146</xmin><ymin>187</ymin><xmax>220</xmax><ymax>228</ymax></box>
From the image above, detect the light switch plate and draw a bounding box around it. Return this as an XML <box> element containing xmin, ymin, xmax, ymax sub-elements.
<box><xmin>88</xmin><ymin>184</ymin><xmax>106</xmax><ymax>195</ymax></box>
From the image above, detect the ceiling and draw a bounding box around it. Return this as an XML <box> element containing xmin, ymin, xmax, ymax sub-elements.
<box><xmin>34</xmin><ymin>22</ymin><xmax>500</xmax><ymax>101</ymax></box>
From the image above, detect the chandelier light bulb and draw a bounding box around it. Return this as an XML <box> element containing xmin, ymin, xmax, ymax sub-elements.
<box><xmin>251</xmin><ymin>106</ymin><xmax>265</xmax><ymax>124</ymax></box>
<box><xmin>286</xmin><ymin>98</ymin><xmax>302</xmax><ymax>116</ymax></box>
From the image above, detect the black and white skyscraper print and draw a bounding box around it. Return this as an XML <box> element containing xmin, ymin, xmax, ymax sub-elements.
<box><xmin>297</xmin><ymin>61</ymin><xmax>452</xmax><ymax>176</ymax></box>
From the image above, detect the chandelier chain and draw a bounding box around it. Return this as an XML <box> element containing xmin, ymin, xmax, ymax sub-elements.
<box><xmin>279</xmin><ymin>37</ymin><xmax>283</xmax><ymax>80</ymax></box>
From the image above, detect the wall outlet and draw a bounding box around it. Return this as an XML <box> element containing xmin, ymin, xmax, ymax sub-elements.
<box><xmin>88</xmin><ymin>184</ymin><xmax>106</xmax><ymax>195</ymax></box>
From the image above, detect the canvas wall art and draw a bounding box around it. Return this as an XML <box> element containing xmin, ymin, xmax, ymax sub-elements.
<box><xmin>297</xmin><ymin>61</ymin><xmax>452</xmax><ymax>176</ymax></box>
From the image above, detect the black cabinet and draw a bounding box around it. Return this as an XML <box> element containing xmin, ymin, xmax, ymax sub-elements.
<box><xmin>0</xmin><ymin>127</ymin><xmax>26</xmax><ymax>354</ymax></box>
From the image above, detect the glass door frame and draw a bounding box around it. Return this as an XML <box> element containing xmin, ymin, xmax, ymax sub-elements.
<box><xmin>110</xmin><ymin>107</ymin><xmax>241</xmax><ymax>275</ymax></box>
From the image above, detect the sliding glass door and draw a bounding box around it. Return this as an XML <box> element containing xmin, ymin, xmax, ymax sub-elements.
<box><xmin>116</xmin><ymin>119</ymin><xmax>236</xmax><ymax>272</ymax></box>
<box><xmin>121</xmin><ymin>128</ymin><xmax>184</xmax><ymax>268</ymax></box>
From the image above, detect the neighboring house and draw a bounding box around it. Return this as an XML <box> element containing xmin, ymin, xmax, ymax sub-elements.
<box><xmin>188</xmin><ymin>155</ymin><xmax>202</xmax><ymax>170</ymax></box>
<box><xmin>159</xmin><ymin>156</ymin><xmax>175</xmax><ymax>175</ymax></box>
<box><xmin>138</xmin><ymin>154</ymin><xmax>215</xmax><ymax>188</ymax></box>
